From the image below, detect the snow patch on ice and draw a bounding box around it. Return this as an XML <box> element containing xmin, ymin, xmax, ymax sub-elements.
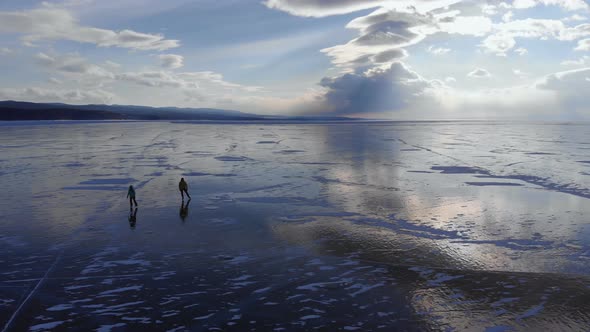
<box><xmin>354</xmin><ymin>215</ymin><xmax>465</xmax><ymax>240</ymax></box>
<box><xmin>451</xmin><ymin>238</ymin><xmax>554</xmax><ymax>251</ymax></box>
<box><xmin>29</xmin><ymin>321</ymin><xmax>65</xmax><ymax>331</ymax></box>
<box><xmin>0</xmin><ymin>235</ymin><xmax>26</xmax><ymax>247</ymax></box>
<box><xmin>253</xmin><ymin>287</ymin><xmax>271</xmax><ymax>294</ymax></box>
<box><xmin>46</xmin><ymin>304</ymin><xmax>73</xmax><ymax>311</ymax></box>
<box><xmin>65</xmin><ymin>285</ymin><xmax>93</xmax><ymax>292</ymax></box>
<box><xmin>194</xmin><ymin>313</ymin><xmax>216</xmax><ymax>320</ymax></box>
<box><xmin>431</xmin><ymin>166</ymin><xmax>488</xmax><ymax>174</ymax></box>
<box><xmin>215</xmin><ymin>156</ymin><xmax>251</xmax><ymax>162</ymax></box>
<box><xmin>79</xmin><ymin>178</ymin><xmax>136</xmax><ymax>185</ymax></box>
<box><xmin>237</xmin><ymin>197</ymin><xmax>310</xmax><ymax>204</ymax></box>
<box><xmin>96</xmin><ymin>323</ymin><xmax>126</xmax><ymax>332</ymax></box>
<box><xmin>182</xmin><ymin>172</ymin><xmax>236</xmax><ymax>177</ymax></box>
<box><xmin>427</xmin><ymin>273</ymin><xmax>464</xmax><ymax>286</ymax></box>
<box><xmin>465</xmin><ymin>182</ymin><xmax>523</xmax><ymax>186</ymax></box>
<box><xmin>230</xmin><ymin>275</ymin><xmax>253</xmax><ymax>281</ymax></box>
<box><xmin>275</xmin><ymin>150</ymin><xmax>305</xmax><ymax>154</ymax></box>
<box><xmin>99</xmin><ymin>285</ymin><xmax>142</xmax><ymax>296</ymax></box>
<box><xmin>517</xmin><ymin>302</ymin><xmax>545</xmax><ymax>320</ymax></box>
<box><xmin>348</xmin><ymin>282</ymin><xmax>385</xmax><ymax>297</ymax></box>
<box><xmin>485</xmin><ymin>326</ymin><xmax>514</xmax><ymax>332</ymax></box>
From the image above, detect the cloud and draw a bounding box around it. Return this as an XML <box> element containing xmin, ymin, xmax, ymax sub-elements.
<box><xmin>262</xmin><ymin>0</ymin><xmax>385</xmax><ymax>17</ymax></box>
<box><xmin>261</xmin><ymin>0</ymin><xmax>590</xmax><ymax>120</ymax></box>
<box><xmin>264</xmin><ymin>0</ymin><xmax>474</xmax><ymax>71</ymax></box>
<box><xmin>0</xmin><ymin>47</ymin><xmax>14</xmax><ymax>55</ymax></box>
<box><xmin>48</xmin><ymin>77</ymin><xmax>62</xmax><ymax>84</ymax></box>
<box><xmin>480</xmin><ymin>34</ymin><xmax>516</xmax><ymax>55</ymax></box>
<box><xmin>479</xmin><ymin>19</ymin><xmax>590</xmax><ymax>55</ymax></box>
<box><xmin>514</xmin><ymin>47</ymin><xmax>528</xmax><ymax>55</ymax></box>
<box><xmin>317</xmin><ymin>62</ymin><xmax>439</xmax><ymax>115</ymax></box>
<box><xmin>575</xmin><ymin>38</ymin><xmax>590</xmax><ymax>51</ymax></box>
<box><xmin>0</xmin><ymin>8</ymin><xmax>179</xmax><ymax>50</ymax></box>
<box><xmin>496</xmin><ymin>19</ymin><xmax>590</xmax><ymax>41</ymax></box>
<box><xmin>561</xmin><ymin>55</ymin><xmax>589</xmax><ymax>66</ymax></box>
<box><xmin>41</xmin><ymin>0</ymin><xmax>94</xmax><ymax>8</ymax></box>
<box><xmin>537</xmin><ymin>67</ymin><xmax>590</xmax><ymax>91</ymax></box>
<box><xmin>437</xmin><ymin>15</ymin><xmax>493</xmax><ymax>36</ymax></box>
<box><xmin>564</xmin><ymin>14</ymin><xmax>588</xmax><ymax>22</ymax></box>
<box><xmin>158</xmin><ymin>54</ymin><xmax>184</xmax><ymax>69</ymax></box>
<box><xmin>319</xmin><ymin>5</ymin><xmax>484</xmax><ymax>70</ymax></box>
<box><xmin>320</xmin><ymin>9</ymin><xmax>432</xmax><ymax>68</ymax></box>
<box><xmin>117</xmin><ymin>70</ymin><xmax>260</xmax><ymax>92</ymax></box>
<box><xmin>177</xmin><ymin>71</ymin><xmax>260</xmax><ymax>91</ymax></box>
<box><xmin>268</xmin><ymin>0</ymin><xmax>490</xmax><ymax>74</ymax></box>
<box><xmin>510</xmin><ymin>0</ymin><xmax>588</xmax><ymax>11</ymax></box>
<box><xmin>535</xmin><ymin>67</ymin><xmax>590</xmax><ymax>115</ymax></box>
<box><xmin>306</xmin><ymin>65</ymin><xmax>576</xmax><ymax>120</ymax></box>
<box><xmin>427</xmin><ymin>85</ymin><xmax>561</xmax><ymax>120</ymax></box>
<box><xmin>513</xmin><ymin>69</ymin><xmax>529</xmax><ymax>78</ymax></box>
<box><xmin>481</xmin><ymin>4</ymin><xmax>498</xmax><ymax>16</ymax></box>
<box><xmin>35</xmin><ymin>52</ymin><xmax>114</xmax><ymax>79</ymax></box>
<box><xmin>117</xmin><ymin>71</ymin><xmax>184</xmax><ymax>88</ymax></box>
<box><xmin>0</xmin><ymin>86</ymin><xmax>114</xmax><ymax>104</ymax></box>
<box><xmin>467</xmin><ymin>68</ymin><xmax>492</xmax><ymax>78</ymax></box>
<box><xmin>264</xmin><ymin>0</ymin><xmax>465</xmax><ymax>17</ymax></box>
<box><xmin>427</xmin><ymin>45</ymin><xmax>451</xmax><ymax>55</ymax></box>
<box><xmin>31</xmin><ymin>50</ymin><xmax>258</xmax><ymax>94</ymax></box>
<box><xmin>21</xmin><ymin>49</ymin><xmax>265</xmax><ymax>109</ymax></box>
<box><xmin>104</xmin><ymin>60</ymin><xmax>121</xmax><ymax>69</ymax></box>
<box><xmin>343</xmin><ymin>48</ymin><xmax>408</xmax><ymax>69</ymax></box>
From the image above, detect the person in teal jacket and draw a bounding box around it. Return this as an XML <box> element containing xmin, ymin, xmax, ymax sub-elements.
<box><xmin>127</xmin><ymin>185</ymin><xmax>138</xmax><ymax>207</ymax></box>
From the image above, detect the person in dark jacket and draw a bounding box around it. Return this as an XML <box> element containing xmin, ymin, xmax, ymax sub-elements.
<box><xmin>179</xmin><ymin>178</ymin><xmax>191</xmax><ymax>200</ymax></box>
<box><xmin>127</xmin><ymin>185</ymin><xmax>138</xmax><ymax>207</ymax></box>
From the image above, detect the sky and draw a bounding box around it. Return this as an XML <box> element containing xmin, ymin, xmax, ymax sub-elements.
<box><xmin>0</xmin><ymin>0</ymin><xmax>589</xmax><ymax>120</ymax></box>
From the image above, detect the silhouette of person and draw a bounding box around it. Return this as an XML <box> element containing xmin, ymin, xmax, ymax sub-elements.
<box><xmin>127</xmin><ymin>185</ymin><xmax>138</xmax><ymax>207</ymax></box>
<box><xmin>129</xmin><ymin>207</ymin><xmax>138</xmax><ymax>228</ymax></box>
<box><xmin>179</xmin><ymin>178</ymin><xmax>191</xmax><ymax>200</ymax></box>
<box><xmin>180</xmin><ymin>198</ymin><xmax>190</xmax><ymax>222</ymax></box>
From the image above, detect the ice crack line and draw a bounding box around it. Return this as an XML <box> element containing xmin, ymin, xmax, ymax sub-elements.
<box><xmin>1</xmin><ymin>253</ymin><xmax>63</xmax><ymax>332</ymax></box>
<box><xmin>2</xmin><ymin>167</ymin><xmax>126</xmax><ymax>330</ymax></box>
<box><xmin>398</xmin><ymin>138</ymin><xmax>590</xmax><ymax>200</ymax></box>
<box><xmin>397</xmin><ymin>138</ymin><xmax>462</xmax><ymax>163</ymax></box>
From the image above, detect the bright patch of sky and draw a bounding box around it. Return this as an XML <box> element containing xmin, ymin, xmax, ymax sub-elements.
<box><xmin>0</xmin><ymin>0</ymin><xmax>589</xmax><ymax>119</ymax></box>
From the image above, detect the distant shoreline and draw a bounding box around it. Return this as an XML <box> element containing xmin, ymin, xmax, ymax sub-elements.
<box><xmin>1</xmin><ymin>119</ymin><xmax>589</xmax><ymax>127</ymax></box>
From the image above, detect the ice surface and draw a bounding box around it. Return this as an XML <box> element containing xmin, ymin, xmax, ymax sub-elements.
<box><xmin>1</xmin><ymin>121</ymin><xmax>590</xmax><ymax>331</ymax></box>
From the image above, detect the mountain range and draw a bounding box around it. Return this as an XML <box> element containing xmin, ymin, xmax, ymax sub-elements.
<box><xmin>0</xmin><ymin>101</ymin><xmax>352</xmax><ymax>121</ymax></box>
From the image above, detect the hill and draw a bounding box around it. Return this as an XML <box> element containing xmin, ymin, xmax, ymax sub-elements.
<box><xmin>0</xmin><ymin>101</ymin><xmax>263</xmax><ymax>121</ymax></box>
<box><xmin>0</xmin><ymin>100</ymin><xmax>355</xmax><ymax>121</ymax></box>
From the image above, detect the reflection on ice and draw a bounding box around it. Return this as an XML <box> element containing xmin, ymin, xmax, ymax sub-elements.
<box><xmin>1</xmin><ymin>121</ymin><xmax>590</xmax><ymax>330</ymax></box>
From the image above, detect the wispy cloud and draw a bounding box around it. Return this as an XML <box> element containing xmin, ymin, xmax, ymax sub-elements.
<box><xmin>468</xmin><ymin>68</ymin><xmax>492</xmax><ymax>78</ymax></box>
<box><xmin>575</xmin><ymin>38</ymin><xmax>590</xmax><ymax>51</ymax></box>
<box><xmin>158</xmin><ymin>54</ymin><xmax>184</xmax><ymax>69</ymax></box>
<box><xmin>0</xmin><ymin>86</ymin><xmax>114</xmax><ymax>104</ymax></box>
<box><xmin>0</xmin><ymin>8</ymin><xmax>179</xmax><ymax>50</ymax></box>
<box><xmin>427</xmin><ymin>45</ymin><xmax>451</xmax><ymax>55</ymax></box>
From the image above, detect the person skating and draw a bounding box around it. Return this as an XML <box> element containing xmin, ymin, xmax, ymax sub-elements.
<box><xmin>179</xmin><ymin>178</ymin><xmax>191</xmax><ymax>200</ymax></box>
<box><xmin>127</xmin><ymin>185</ymin><xmax>138</xmax><ymax>207</ymax></box>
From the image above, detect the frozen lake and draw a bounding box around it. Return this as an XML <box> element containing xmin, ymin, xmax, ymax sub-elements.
<box><xmin>1</xmin><ymin>121</ymin><xmax>589</xmax><ymax>331</ymax></box>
